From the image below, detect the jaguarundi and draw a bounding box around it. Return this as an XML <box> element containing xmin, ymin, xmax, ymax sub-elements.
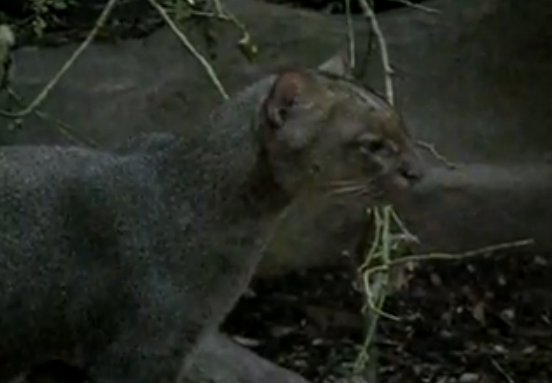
<box><xmin>0</xmin><ymin>54</ymin><xmax>423</xmax><ymax>383</ymax></box>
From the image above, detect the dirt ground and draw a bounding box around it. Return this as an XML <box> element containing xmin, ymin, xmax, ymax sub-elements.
<box><xmin>224</xmin><ymin>252</ymin><xmax>552</xmax><ymax>383</ymax></box>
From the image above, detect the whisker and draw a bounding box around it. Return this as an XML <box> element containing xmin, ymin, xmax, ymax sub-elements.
<box><xmin>318</xmin><ymin>174</ymin><xmax>389</xmax><ymax>201</ymax></box>
<box><xmin>329</xmin><ymin>185</ymin><xmax>366</xmax><ymax>195</ymax></box>
<box><xmin>328</xmin><ymin>179</ymin><xmax>366</xmax><ymax>187</ymax></box>
<box><xmin>328</xmin><ymin>183</ymin><xmax>376</xmax><ymax>198</ymax></box>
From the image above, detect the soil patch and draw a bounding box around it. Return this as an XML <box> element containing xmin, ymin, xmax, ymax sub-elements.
<box><xmin>224</xmin><ymin>252</ymin><xmax>552</xmax><ymax>382</ymax></box>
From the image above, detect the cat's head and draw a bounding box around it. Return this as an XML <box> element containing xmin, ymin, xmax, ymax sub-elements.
<box><xmin>257</xmin><ymin>53</ymin><xmax>424</xmax><ymax>206</ymax></box>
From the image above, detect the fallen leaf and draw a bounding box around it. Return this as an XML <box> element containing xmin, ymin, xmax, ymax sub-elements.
<box><xmin>472</xmin><ymin>301</ymin><xmax>486</xmax><ymax>326</ymax></box>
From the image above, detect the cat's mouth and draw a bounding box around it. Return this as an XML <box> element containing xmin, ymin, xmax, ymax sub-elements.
<box><xmin>397</xmin><ymin>167</ymin><xmax>424</xmax><ymax>188</ymax></box>
<box><xmin>309</xmin><ymin>163</ymin><xmax>424</xmax><ymax>205</ymax></box>
<box><xmin>373</xmin><ymin>163</ymin><xmax>424</xmax><ymax>203</ymax></box>
<box><xmin>392</xmin><ymin>159</ymin><xmax>425</xmax><ymax>189</ymax></box>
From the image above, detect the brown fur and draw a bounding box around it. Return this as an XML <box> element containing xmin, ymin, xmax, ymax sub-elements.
<box><xmin>258</xmin><ymin>64</ymin><xmax>423</xmax><ymax>215</ymax></box>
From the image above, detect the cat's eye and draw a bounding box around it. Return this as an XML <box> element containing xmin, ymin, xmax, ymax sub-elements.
<box><xmin>357</xmin><ymin>137</ymin><xmax>386</xmax><ymax>155</ymax></box>
<box><xmin>310</xmin><ymin>163</ymin><xmax>322</xmax><ymax>175</ymax></box>
<box><xmin>365</xmin><ymin>140</ymin><xmax>385</xmax><ymax>153</ymax></box>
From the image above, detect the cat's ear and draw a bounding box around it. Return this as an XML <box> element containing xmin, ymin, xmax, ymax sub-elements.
<box><xmin>263</xmin><ymin>70</ymin><xmax>313</xmax><ymax>129</ymax></box>
<box><xmin>318</xmin><ymin>49</ymin><xmax>352</xmax><ymax>78</ymax></box>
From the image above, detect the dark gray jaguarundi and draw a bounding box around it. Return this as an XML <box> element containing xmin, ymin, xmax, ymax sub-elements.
<box><xmin>1</xmin><ymin>54</ymin><xmax>423</xmax><ymax>383</ymax></box>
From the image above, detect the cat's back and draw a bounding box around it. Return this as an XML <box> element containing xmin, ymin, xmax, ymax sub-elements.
<box><xmin>0</xmin><ymin>145</ymin><xmax>164</xmax><ymax>256</ymax></box>
<box><xmin>0</xmin><ymin>145</ymin><xmax>171</xmax><ymax>378</ymax></box>
<box><xmin>0</xmin><ymin>144</ymin><xmax>150</xmax><ymax>186</ymax></box>
<box><xmin>0</xmin><ymin>144</ymin><xmax>163</xmax><ymax>204</ymax></box>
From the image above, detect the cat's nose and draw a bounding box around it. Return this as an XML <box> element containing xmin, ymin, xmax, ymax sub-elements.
<box><xmin>399</xmin><ymin>161</ymin><xmax>424</xmax><ymax>183</ymax></box>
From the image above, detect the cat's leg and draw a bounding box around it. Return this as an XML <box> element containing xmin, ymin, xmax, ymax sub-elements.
<box><xmin>86</xmin><ymin>320</ymin><xmax>199</xmax><ymax>383</ymax></box>
<box><xmin>83</xmin><ymin>268</ymin><xmax>201</xmax><ymax>383</ymax></box>
<box><xmin>25</xmin><ymin>360</ymin><xmax>89</xmax><ymax>383</ymax></box>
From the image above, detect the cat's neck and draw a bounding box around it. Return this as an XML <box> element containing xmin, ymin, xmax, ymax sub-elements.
<box><xmin>152</xmin><ymin>75</ymin><xmax>289</xmax><ymax>221</ymax></box>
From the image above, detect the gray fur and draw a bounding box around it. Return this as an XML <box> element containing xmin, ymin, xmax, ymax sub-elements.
<box><xmin>0</xmin><ymin>76</ymin><xmax>280</xmax><ymax>383</ymax></box>
<box><xmin>114</xmin><ymin>132</ymin><xmax>177</xmax><ymax>155</ymax></box>
<box><xmin>2</xmin><ymin>61</ymin><xmax>420</xmax><ymax>383</ymax></box>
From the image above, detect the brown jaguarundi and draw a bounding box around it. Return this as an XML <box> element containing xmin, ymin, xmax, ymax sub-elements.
<box><xmin>1</xmin><ymin>54</ymin><xmax>423</xmax><ymax>383</ymax></box>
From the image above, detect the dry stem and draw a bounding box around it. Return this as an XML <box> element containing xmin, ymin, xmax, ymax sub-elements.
<box><xmin>361</xmin><ymin>238</ymin><xmax>534</xmax><ymax>312</ymax></box>
<box><xmin>371</xmin><ymin>238</ymin><xmax>533</xmax><ymax>274</ymax></box>
<box><xmin>357</xmin><ymin>0</ymin><xmax>394</xmax><ymax>105</ymax></box>
<box><xmin>1</xmin><ymin>0</ymin><xmax>231</xmax><ymax>129</ymax></box>
<box><xmin>345</xmin><ymin>0</ymin><xmax>356</xmax><ymax>70</ymax></box>
<box><xmin>147</xmin><ymin>0</ymin><xmax>229</xmax><ymax>100</ymax></box>
<box><xmin>417</xmin><ymin>140</ymin><xmax>458</xmax><ymax>169</ymax></box>
<box><xmin>354</xmin><ymin>201</ymin><xmax>534</xmax><ymax>378</ymax></box>
<box><xmin>352</xmin><ymin>2</ymin><xmax>396</xmax><ymax>380</ymax></box>
<box><xmin>0</xmin><ymin>0</ymin><xmax>119</xmax><ymax>118</ymax></box>
<box><xmin>357</xmin><ymin>0</ymin><xmax>455</xmax><ymax>170</ymax></box>
<box><xmin>5</xmin><ymin>87</ymin><xmax>96</xmax><ymax>147</ymax></box>
<box><xmin>388</xmin><ymin>0</ymin><xmax>440</xmax><ymax>14</ymax></box>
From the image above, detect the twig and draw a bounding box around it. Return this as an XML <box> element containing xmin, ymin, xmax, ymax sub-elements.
<box><xmin>147</xmin><ymin>0</ymin><xmax>229</xmax><ymax>100</ymax></box>
<box><xmin>361</xmin><ymin>208</ymin><xmax>399</xmax><ymax>321</ymax></box>
<box><xmin>357</xmin><ymin>0</ymin><xmax>452</xmax><ymax>169</ymax></box>
<box><xmin>491</xmin><ymin>358</ymin><xmax>515</xmax><ymax>383</ymax></box>
<box><xmin>417</xmin><ymin>140</ymin><xmax>458</xmax><ymax>169</ymax></box>
<box><xmin>354</xmin><ymin>204</ymin><xmax>533</xmax><ymax>377</ymax></box>
<box><xmin>362</xmin><ymin>273</ymin><xmax>399</xmax><ymax>321</ymax></box>
<box><xmin>5</xmin><ymin>87</ymin><xmax>96</xmax><ymax>147</ymax></box>
<box><xmin>185</xmin><ymin>0</ymin><xmax>256</xmax><ymax>61</ymax></box>
<box><xmin>351</xmin><ymin>6</ymin><xmax>528</xmax><ymax>383</ymax></box>
<box><xmin>352</xmin><ymin>3</ymin><xmax>449</xmax><ymax>380</ymax></box>
<box><xmin>211</xmin><ymin>0</ymin><xmax>225</xmax><ymax>15</ymax></box>
<box><xmin>357</xmin><ymin>0</ymin><xmax>394</xmax><ymax>105</ymax></box>
<box><xmin>189</xmin><ymin>11</ymin><xmax>230</xmax><ymax>21</ymax></box>
<box><xmin>387</xmin><ymin>0</ymin><xmax>440</xmax><ymax>14</ymax></box>
<box><xmin>359</xmin><ymin>236</ymin><xmax>534</xmax><ymax>333</ymax></box>
<box><xmin>364</xmin><ymin>239</ymin><xmax>534</xmax><ymax>277</ymax></box>
<box><xmin>359</xmin><ymin>236</ymin><xmax>533</xmax><ymax>324</ymax></box>
<box><xmin>344</xmin><ymin>0</ymin><xmax>356</xmax><ymax>70</ymax></box>
<box><xmin>0</xmin><ymin>0</ymin><xmax>120</xmax><ymax>118</ymax></box>
<box><xmin>360</xmin><ymin>207</ymin><xmax>405</xmax><ymax>322</ymax></box>
<box><xmin>214</xmin><ymin>1</ymin><xmax>257</xmax><ymax>61</ymax></box>
<box><xmin>353</xmin><ymin>274</ymin><xmax>386</xmax><ymax>376</ymax></box>
<box><xmin>352</xmin><ymin>206</ymin><xmax>399</xmax><ymax>381</ymax></box>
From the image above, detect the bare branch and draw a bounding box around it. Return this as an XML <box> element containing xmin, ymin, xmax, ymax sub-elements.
<box><xmin>387</xmin><ymin>0</ymin><xmax>440</xmax><ymax>14</ymax></box>
<box><xmin>0</xmin><ymin>0</ymin><xmax>120</xmax><ymax>118</ymax></box>
<box><xmin>364</xmin><ymin>238</ymin><xmax>534</xmax><ymax>279</ymax></box>
<box><xmin>357</xmin><ymin>0</ymin><xmax>394</xmax><ymax>105</ymax></box>
<box><xmin>147</xmin><ymin>0</ymin><xmax>229</xmax><ymax>100</ymax></box>
<box><xmin>417</xmin><ymin>140</ymin><xmax>458</xmax><ymax>169</ymax></box>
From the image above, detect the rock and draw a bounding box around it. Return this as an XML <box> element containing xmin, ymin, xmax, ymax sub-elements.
<box><xmin>4</xmin><ymin>0</ymin><xmax>552</xmax><ymax>160</ymax></box>
<box><xmin>12</xmin><ymin>331</ymin><xmax>314</xmax><ymax>383</ymax></box>
<box><xmin>0</xmin><ymin>0</ymin><xmax>353</xmax><ymax>146</ymax></box>
<box><xmin>184</xmin><ymin>331</ymin><xmax>312</xmax><ymax>383</ymax></box>
<box><xmin>398</xmin><ymin>164</ymin><xmax>552</xmax><ymax>254</ymax></box>
<box><xmin>362</xmin><ymin>0</ymin><xmax>552</xmax><ymax>164</ymax></box>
